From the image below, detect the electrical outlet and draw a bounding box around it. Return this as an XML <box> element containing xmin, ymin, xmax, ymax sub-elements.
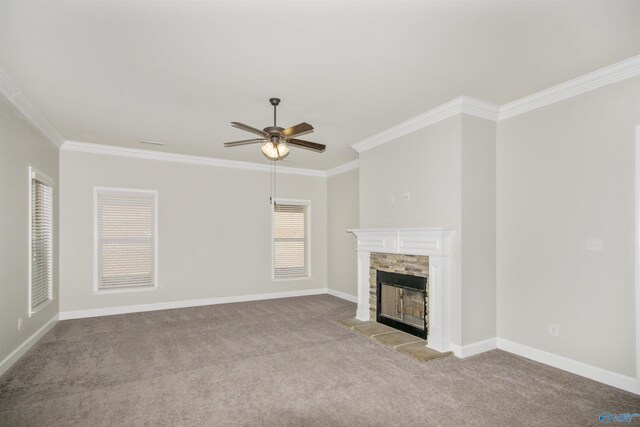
<box><xmin>389</xmin><ymin>194</ymin><xmax>395</xmax><ymax>203</ymax></box>
<box><xmin>549</xmin><ymin>324</ymin><xmax>559</xmax><ymax>337</ymax></box>
<box><xmin>586</xmin><ymin>238</ymin><xmax>603</xmax><ymax>251</ymax></box>
<box><xmin>17</xmin><ymin>317</ymin><xmax>22</xmax><ymax>331</ymax></box>
<box><xmin>403</xmin><ymin>192</ymin><xmax>411</xmax><ymax>202</ymax></box>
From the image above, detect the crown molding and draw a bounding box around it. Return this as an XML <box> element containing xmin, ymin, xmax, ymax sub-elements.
<box><xmin>498</xmin><ymin>55</ymin><xmax>640</xmax><ymax>121</ymax></box>
<box><xmin>0</xmin><ymin>68</ymin><xmax>64</xmax><ymax>147</ymax></box>
<box><xmin>351</xmin><ymin>55</ymin><xmax>640</xmax><ymax>154</ymax></box>
<box><xmin>351</xmin><ymin>96</ymin><xmax>499</xmax><ymax>153</ymax></box>
<box><xmin>460</xmin><ymin>96</ymin><xmax>501</xmax><ymax>121</ymax></box>
<box><xmin>326</xmin><ymin>159</ymin><xmax>359</xmax><ymax>177</ymax></box>
<box><xmin>61</xmin><ymin>140</ymin><xmax>331</xmax><ymax>177</ymax></box>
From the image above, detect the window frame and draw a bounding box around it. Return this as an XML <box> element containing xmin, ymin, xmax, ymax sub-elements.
<box><xmin>271</xmin><ymin>198</ymin><xmax>311</xmax><ymax>281</ymax></box>
<box><xmin>28</xmin><ymin>166</ymin><xmax>54</xmax><ymax>316</ymax></box>
<box><xmin>93</xmin><ymin>187</ymin><xmax>159</xmax><ymax>294</ymax></box>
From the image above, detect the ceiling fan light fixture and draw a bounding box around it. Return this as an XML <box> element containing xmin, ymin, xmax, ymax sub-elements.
<box><xmin>225</xmin><ymin>98</ymin><xmax>324</xmax><ymax>160</ymax></box>
<box><xmin>261</xmin><ymin>141</ymin><xmax>289</xmax><ymax>160</ymax></box>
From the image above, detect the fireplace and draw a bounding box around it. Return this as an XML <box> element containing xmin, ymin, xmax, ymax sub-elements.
<box><xmin>376</xmin><ymin>270</ymin><xmax>427</xmax><ymax>339</ymax></box>
<box><xmin>349</xmin><ymin>228</ymin><xmax>454</xmax><ymax>353</ymax></box>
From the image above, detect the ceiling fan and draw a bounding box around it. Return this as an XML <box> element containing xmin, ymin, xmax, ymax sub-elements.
<box><xmin>223</xmin><ymin>98</ymin><xmax>326</xmax><ymax>160</ymax></box>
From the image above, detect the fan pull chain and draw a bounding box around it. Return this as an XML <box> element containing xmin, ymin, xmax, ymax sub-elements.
<box><xmin>269</xmin><ymin>159</ymin><xmax>278</xmax><ymax>206</ymax></box>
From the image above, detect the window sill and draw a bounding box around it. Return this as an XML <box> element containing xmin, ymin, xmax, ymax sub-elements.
<box><xmin>94</xmin><ymin>285</ymin><xmax>158</xmax><ymax>295</ymax></box>
<box><xmin>272</xmin><ymin>275</ymin><xmax>311</xmax><ymax>282</ymax></box>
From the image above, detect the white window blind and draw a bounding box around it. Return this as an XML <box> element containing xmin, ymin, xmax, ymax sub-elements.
<box><xmin>30</xmin><ymin>172</ymin><xmax>53</xmax><ymax>312</ymax></box>
<box><xmin>96</xmin><ymin>189</ymin><xmax>156</xmax><ymax>290</ymax></box>
<box><xmin>273</xmin><ymin>203</ymin><xmax>308</xmax><ymax>279</ymax></box>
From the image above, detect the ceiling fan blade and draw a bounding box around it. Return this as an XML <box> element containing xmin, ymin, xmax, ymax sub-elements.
<box><xmin>280</xmin><ymin>122</ymin><xmax>314</xmax><ymax>138</ymax></box>
<box><xmin>231</xmin><ymin>122</ymin><xmax>268</xmax><ymax>138</ymax></box>
<box><xmin>287</xmin><ymin>138</ymin><xmax>326</xmax><ymax>152</ymax></box>
<box><xmin>224</xmin><ymin>138</ymin><xmax>265</xmax><ymax>147</ymax></box>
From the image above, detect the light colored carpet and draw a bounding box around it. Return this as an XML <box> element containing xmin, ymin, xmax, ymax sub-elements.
<box><xmin>0</xmin><ymin>295</ymin><xmax>638</xmax><ymax>426</ymax></box>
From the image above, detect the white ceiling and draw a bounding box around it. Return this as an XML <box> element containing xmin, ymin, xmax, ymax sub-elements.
<box><xmin>2</xmin><ymin>1</ymin><xmax>639</xmax><ymax>170</ymax></box>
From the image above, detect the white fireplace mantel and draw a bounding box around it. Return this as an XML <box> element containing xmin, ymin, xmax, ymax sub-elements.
<box><xmin>348</xmin><ymin>227</ymin><xmax>455</xmax><ymax>354</ymax></box>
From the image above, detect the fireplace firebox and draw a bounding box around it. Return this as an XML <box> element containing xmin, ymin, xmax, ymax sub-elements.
<box><xmin>376</xmin><ymin>270</ymin><xmax>427</xmax><ymax>339</ymax></box>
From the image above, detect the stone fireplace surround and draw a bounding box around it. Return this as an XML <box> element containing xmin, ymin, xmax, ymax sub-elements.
<box><xmin>348</xmin><ymin>228</ymin><xmax>454</xmax><ymax>354</ymax></box>
<box><xmin>369</xmin><ymin>253</ymin><xmax>429</xmax><ymax>337</ymax></box>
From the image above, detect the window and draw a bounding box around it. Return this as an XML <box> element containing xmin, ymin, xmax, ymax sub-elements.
<box><xmin>273</xmin><ymin>201</ymin><xmax>309</xmax><ymax>279</ymax></box>
<box><xmin>29</xmin><ymin>168</ymin><xmax>53</xmax><ymax>314</ymax></box>
<box><xmin>95</xmin><ymin>188</ymin><xmax>157</xmax><ymax>292</ymax></box>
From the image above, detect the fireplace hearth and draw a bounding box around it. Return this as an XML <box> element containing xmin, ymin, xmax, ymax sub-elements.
<box><xmin>376</xmin><ymin>270</ymin><xmax>427</xmax><ymax>339</ymax></box>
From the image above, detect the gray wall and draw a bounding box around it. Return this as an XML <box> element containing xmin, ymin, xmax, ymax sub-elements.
<box><xmin>359</xmin><ymin>116</ymin><xmax>462</xmax><ymax>229</ymax></box>
<box><xmin>327</xmin><ymin>168</ymin><xmax>359</xmax><ymax>297</ymax></box>
<box><xmin>59</xmin><ymin>150</ymin><xmax>327</xmax><ymax>312</ymax></box>
<box><xmin>0</xmin><ymin>98</ymin><xmax>59</xmax><ymax>363</ymax></box>
<box><xmin>461</xmin><ymin>116</ymin><xmax>497</xmax><ymax>344</ymax></box>
<box><xmin>496</xmin><ymin>76</ymin><xmax>640</xmax><ymax>376</ymax></box>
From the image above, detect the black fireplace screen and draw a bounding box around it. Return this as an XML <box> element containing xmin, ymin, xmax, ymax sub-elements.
<box><xmin>376</xmin><ymin>270</ymin><xmax>427</xmax><ymax>339</ymax></box>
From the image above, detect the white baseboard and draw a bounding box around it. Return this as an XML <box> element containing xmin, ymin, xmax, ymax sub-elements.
<box><xmin>0</xmin><ymin>314</ymin><xmax>59</xmax><ymax>377</ymax></box>
<box><xmin>447</xmin><ymin>337</ymin><xmax>638</xmax><ymax>394</ymax></box>
<box><xmin>497</xmin><ymin>338</ymin><xmax>638</xmax><ymax>394</ymax></box>
<box><xmin>450</xmin><ymin>337</ymin><xmax>497</xmax><ymax>358</ymax></box>
<box><xmin>326</xmin><ymin>288</ymin><xmax>357</xmax><ymax>303</ymax></box>
<box><xmin>59</xmin><ymin>288</ymin><xmax>334</xmax><ymax>320</ymax></box>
